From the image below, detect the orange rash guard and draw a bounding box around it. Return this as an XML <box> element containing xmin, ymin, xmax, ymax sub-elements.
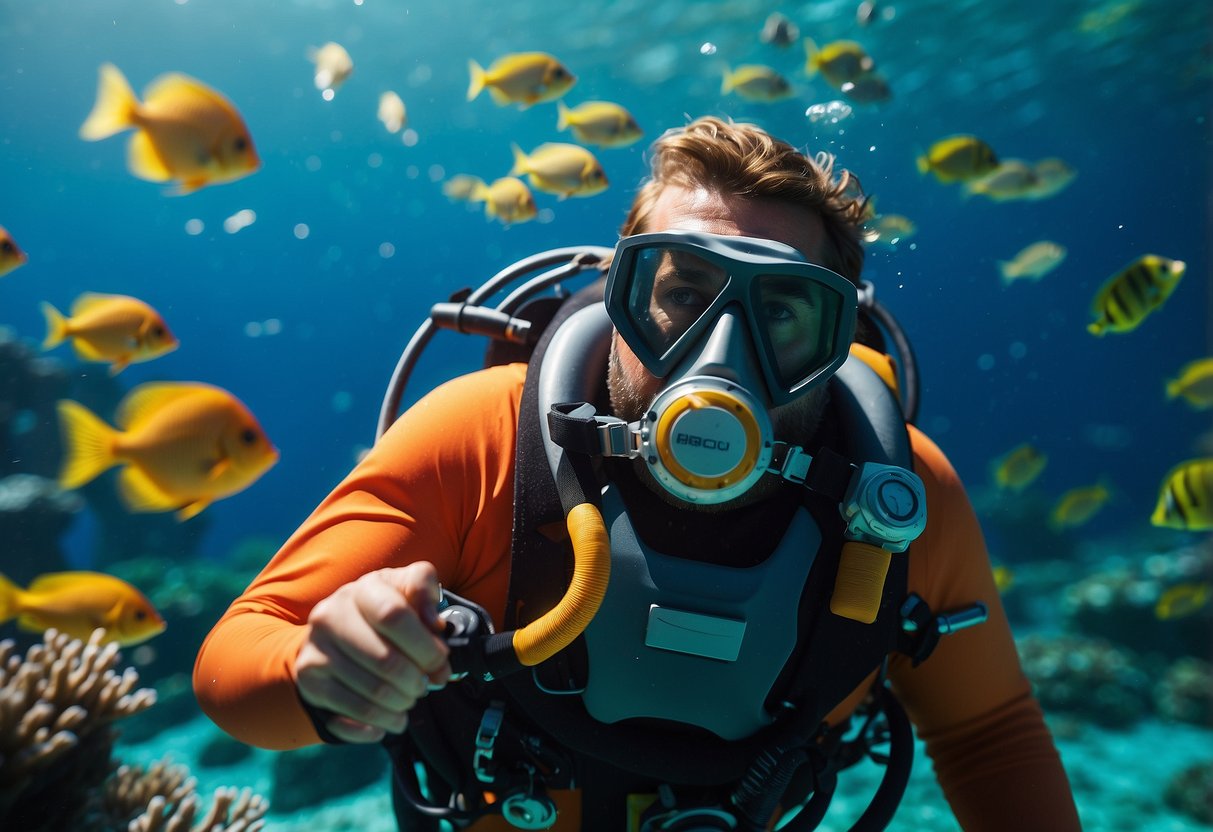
<box><xmin>195</xmin><ymin>362</ymin><xmax>1080</xmax><ymax>831</ymax></box>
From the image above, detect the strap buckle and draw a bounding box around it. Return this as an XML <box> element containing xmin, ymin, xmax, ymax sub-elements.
<box><xmin>474</xmin><ymin>700</ymin><xmax>506</xmax><ymax>783</ymax></box>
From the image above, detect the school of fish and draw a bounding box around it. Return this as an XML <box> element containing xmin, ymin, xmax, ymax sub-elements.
<box><xmin>0</xmin><ymin>3</ymin><xmax>1204</xmax><ymax>647</ymax></box>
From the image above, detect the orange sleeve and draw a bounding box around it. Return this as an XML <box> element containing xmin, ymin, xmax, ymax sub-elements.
<box><xmin>888</xmin><ymin>426</ymin><xmax>1080</xmax><ymax>831</ymax></box>
<box><xmin>193</xmin><ymin>363</ymin><xmax>526</xmax><ymax>750</ymax></box>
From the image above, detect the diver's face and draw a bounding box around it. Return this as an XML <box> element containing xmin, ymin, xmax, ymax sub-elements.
<box><xmin>608</xmin><ymin>185</ymin><xmax>832</xmax><ymax>442</ymax></box>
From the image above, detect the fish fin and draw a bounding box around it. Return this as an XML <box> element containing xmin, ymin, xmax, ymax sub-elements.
<box><xmin>556</xmin><ymin>100</ymin><xmax>571</xmax><ymax>131</ymax></box>
<box><xmin>142</xmin><ymin>72</ymin><xmax>228</xmax><ymax>111</ymax></box>
<box><xmin>207</xmin><ymin>456</ymin><xmax>232</xmax><ymax>482</ymax></box>
<box><xmin>0</xmin><ymin>572</ymin><xmax>22</xmax><ymax>622</ymax></box>
<box><xmin>108</xmin><ymin>356</ymin><xmax>131</xmax><ymax>376</ymax></box>
<box><xmin>70</xmin><ymin>292</ymin><xmax>123</xmax><ymax>316</ymax></box>
<box><xmin>127</xmin><ymin>130</ymin><xmax>173</xmax><ymax>183</ymax></box>
<box><xmin>491</xmin><ymin>87</ymin><xmax>516</xmax><ymax>107</ymax></box>
<box><xmin>467</xmin><ymin>59</ymin><xmax>486</xmax><ymax>101</ymax></box>
<box><xmin>167</xmin><ymin>177</ymin><xmax>208</xmax><ymax>196</ymax></box>
<box><xmin>56</xmin><ymin>400</ymin><xmax>120</xmax><ymax>489</ymax></box>
<box><xmin>117</xmin><ymin>465</ymin><xmax>182</xmax><ymax>514</ymax></box>
<box><xmin>115</xmin><ymin>382</ymin><xmax>207</xmax><ymax>430</ymax></box>
<box><xmin>27</xmin><ymin>571</ymin><xmax>99</xmax><ymax>592</ymax></box>
<box><xmin>80</xmin><ymin>63</ymin><xmax>140</xmax><ymax>140</ymax></box>
<box><xmin>70</xmin><ymin>337</ymin><xmax>109</xmax><ymax>363</ymax></box>
<box><xmin>509</xmin><ymin>143</ymin><xmax>529</xmax><ymax>176</ymax></box>
<box><xmin>40</xmin><ymin>302</ymin><xmax>70</xmax><ymax>350</ymax></box>
<box><xmin>176</xmin><ymin>498</ymin><xmax>213</xmax><ymax>522</ymax></box>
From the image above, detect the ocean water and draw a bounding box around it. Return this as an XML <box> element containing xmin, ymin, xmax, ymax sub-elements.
<box><xmin>1</xmin><ymin>0</ymin><xmax>1210</xmax><ymax>830</ymax></box>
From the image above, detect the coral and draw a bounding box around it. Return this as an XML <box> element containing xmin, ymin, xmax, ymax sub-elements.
<box><xmin>1163</xmin><ymin>759</ymin><xmax>1213</xmax><ymax>825</ymax></box>
<box><xmin>0</xmin><ymin>628</ymin><xmax>267</xmax><ymax>832</ymax></box>
<box><xmin>1016</xmin><ymin>633</ymin><xmax>1153</xmax><ymax>728</ymax></box>
<box><xmin>1153</xmin><ymin>657</ymin><xmax>1213</xmax><ymax>727</ymax></box>
<box><xmin>1061</xmin><ymin>539</ymin><xmax>1213</xmax><ymax>662</ymax></box>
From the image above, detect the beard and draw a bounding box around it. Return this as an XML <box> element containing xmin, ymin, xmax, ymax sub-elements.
<box><xmin>607</xmin><ymin>338</ymin><xmax>830</xmax><ymax>512</ymax></box>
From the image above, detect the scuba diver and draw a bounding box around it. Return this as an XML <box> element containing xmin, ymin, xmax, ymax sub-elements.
<box><xmin>194</xmin><ymin>117</ymin><xmax>1080</xmax><ymax>831</ymax></box>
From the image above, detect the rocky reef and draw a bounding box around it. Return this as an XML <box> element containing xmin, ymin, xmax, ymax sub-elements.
<box><xmin>0</xmin><ymin>628</ymin><xmax>267</xmax><ymax>831</ymax></box>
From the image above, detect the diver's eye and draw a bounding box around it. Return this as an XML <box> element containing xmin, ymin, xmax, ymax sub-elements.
<box><xmin>234</xmin><ymin>136</ymin><xmax>248</xmax><ymax>152</ymax></box>
<box><xmin>241</xmin><ymin>428</ymin><xmax>258</xmax><ymax>445</ymax></box>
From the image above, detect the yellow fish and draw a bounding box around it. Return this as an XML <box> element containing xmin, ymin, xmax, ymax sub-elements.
<box><xmin>80</xmin><ymin>63</ymin><xmax>260</xmax><ymax>194</ymax></box>
<box><xmin>510</xmin><ymin>142</ymin><xmax>608</xmax><ymax>199</ymax></box>
<box><xmin>444</xmin><ymin>175</ymin><xmax>536</xmax><ymax>227</ymax></box>
<box><xmin>309</xmin><ymin>42</ymin><xmax>354</xmax><ymax>95</ymax></box>
<box><xmin>378</xmin><ymin>91</ymin><xmax>407</xmax><ymax>134</ymax></box>
<box><xmin>840</xmin><ymin>72</ymin><xmax>892</xmax><ymax>104</ymax></box>
<box><xmin>556</xmin><ymin>100</ymin><xmax>643</xmax><ymax>148</ymax></box>
<box><xmin>1024</xmin><ymin>158</ymin><xmax>1076</xmax><ymax>200</ymax></box>
<box><xmin>1049</xmin><ymin>482</ymin><xmax>1112</xmax><ymax>530</ymax></box>
<box><xmin>1166</xmin><ymin>357</ymin><xmax>1213</xmax><ymax>409</ymax></box>
<box><xmin>0</xmin><ymin>225</ymin><xmax>27</xmax><ymax>277</ymax></box>
<box><xmin>965</xmin><ymin>159</ymin><xmax>1040</xmax><ymax>201</ymax></box>
<box><xmin>998</xmin><ymin>241</ymin><xmax>1067</xmax><ymax>285</ymax></box>
<box><xmin>41</xmin><ymin>292</ymin><xmax>178</xmax><ymax>375</ymax></box>
<box><xmin>862</xmin><ymin>213</ymin><xmax>917</xmax><ymax>248</ymax></box>
<box><xmin>1087</xmin><ymin>254</ymin><xmax>1185</xmax><ymax>336</ymax></box>
<box><xmin>1154</xmin><ymin>582</ymin><xmax>1211</xmax><ymax>621</ymax></box>
<box><xmin>916</xmin><ymin>135</ymin><xmax>1000</xmax><ymax>183</ymax></box>
<box><xmin>991</xmin><ymin>565</ymin><xmax>1015</xmax><ymax>593</ymax></box>
<box><xmin>0</xmin><ymin>571</ymin><xmax>165</xmax><ymax>647</ymax></box>
<box><xmin>721</xmin><ymin>65</ymin><xmax>794</xmax><ymax>101</ymax></box>
<box><xmin>467</xmin><ymin>52</ymin><xmax>576</xmax><ymax>109</ymax></box>
<box><xmin>1151</xmin><ymin>458</ymin><xmax>1213</xmax><ymax>531</ymax></box>
<box><xmin>992</xmin><ymin>443</ymin><xmax>1048</xmax><ymax>492</ymax></box>
<box><xmin>803</xmin><ymin>39</ymin><xmax>875</xmax><ymax>89</ymax></box>
<box><xmin>57</xmin><ymin>382</ymin><xmax>278</xmax><ymax>521</ymax></box>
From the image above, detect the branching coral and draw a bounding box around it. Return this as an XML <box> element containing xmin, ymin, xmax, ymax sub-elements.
<box><xmin>0</xmin><ymin>629</ymin><xmax>267</xmax><ymax>832</ymax></box>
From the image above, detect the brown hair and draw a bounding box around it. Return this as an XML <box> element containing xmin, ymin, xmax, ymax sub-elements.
<box><xmin>620</xmin><ymin>116</ymin><xmax>868</xmax><ymax>283</ymax></box>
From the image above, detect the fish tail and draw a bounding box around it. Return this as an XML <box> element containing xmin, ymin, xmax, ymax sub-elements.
<box><xmin>0</xmin><ymin>572</ymin><xmax>21</xmax><ymax>623</ymax></box>
<box><xmin>556</xmin><ymin>100</ymin><xmax>571</xmax><ymax>131</ymax></box>
<box><xmin>80</xmin><ymin>63</ymin><xmax>140</xmax><ymax>141</ymax></box>
<box><xmin>997</xmin><ymin>262</ymin><xmax>1015</xmax><ymax>285</ymax></box>
<box><xmin>509</xmin><ymin>143</ymin><xmax>529</xmax><ymax>177</ymax></box>
<box><xmin>56</xmin><ymin>399</ymin><xmax>120</xmax><ymax>490</ymax></box>
<box><xmin>1165</xmin><ymin>378</ymin><xmax>1181</xmax><ymax>399</ymax></box>
<box><xmin>1086</xmin><ymin>320</ymin><xmax>1106</xmax><ymax>337</ymax></box>
<box><xmin>916</xmin><ymin>154</ymin><xmax>930</xmax><ymax>176</ymax></box>
<box><xmin>720</xmin><ymin>67</ymin><xmax>735</xmax><ymax>95</ymax></box>
<box><xmin>40</xmin><ymin>301</ymin><xmax>70</xmax><ymax>350</ymax></box>
<box><xmin>470</xmin><ymin>181</ymin><xmax>491</xmax><ymax>203</ymax></box>
<box><xmin>803</xmin><ymin>38</ymin><xmax>819</xmax><ymax>75</ymax></box>
<box><xmin>467</xmin><ymin>60</ymin><xmax>486</xmax><ymax>101</ymax></box>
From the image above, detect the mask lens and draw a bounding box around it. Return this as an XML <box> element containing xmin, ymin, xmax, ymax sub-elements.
<box><xmin>753</xmin><ymin>273</ymin><xmax>847</xmax><ymax>389</ymax></box>
<box><xmin>626</xmin><ymin>247</ymin><xmax>730</xmax><ymax>359</ymax></box>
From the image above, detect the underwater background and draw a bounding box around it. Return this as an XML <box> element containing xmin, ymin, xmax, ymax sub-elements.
<box><xmin>1</xmin><ymin>0</ymin><xmax>1210</xmax><ymax>830</ymax></box>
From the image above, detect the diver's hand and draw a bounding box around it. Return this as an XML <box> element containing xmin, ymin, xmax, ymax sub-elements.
<box><xmin>294</xmin><ymin>562</ymin><xmax>452</xmax><ymax>743</ymax></box>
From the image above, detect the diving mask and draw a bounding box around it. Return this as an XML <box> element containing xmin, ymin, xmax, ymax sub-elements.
<box><xmin>604</xmin><ymin>230</ymin><xmax>859</xmax><ymax>504</ymax></box>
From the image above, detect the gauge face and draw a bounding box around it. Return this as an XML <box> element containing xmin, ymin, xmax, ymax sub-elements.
<box><xmin>877</xmin><ymin>479</ymin><xmax>919</xmax><ymax>522</ymax></box>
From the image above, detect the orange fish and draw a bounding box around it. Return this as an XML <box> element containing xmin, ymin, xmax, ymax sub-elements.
<box><xmin>80</xmin><ymin>63</ymin><xmax>260</xmax><ymax>194</ymax></box>
<box><xmin>0</xmin><ymin>225</ymin><xmax>27</xmax><ymax>277</ymax></box>
<box><xmin>57</xmin><ymin>382</ymin><xmax>278</xmax><ymax>521</ymax></box>
<box><xmin>42</xmin><ymin>292</ymin><xmax>177</xmax><ymax>375</ymax></box>
<box><xmin>0</xmin><ymin>571</ymin><xmax>165</xmax><ymax>646</ymax></box>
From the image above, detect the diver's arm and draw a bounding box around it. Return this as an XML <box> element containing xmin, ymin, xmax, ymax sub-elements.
<box><xmin>193</xmin><ymin>364</ymin><xmax>524</xmax><ymax>750</ymax></box>
<box><xmin>888</xmin><ymin>427</ymin><xmax>1081</xmax><ymax>831</ymax></box>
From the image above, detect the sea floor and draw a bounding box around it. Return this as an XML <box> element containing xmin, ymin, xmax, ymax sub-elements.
<box><xmin>116</xmin><ymin>709</ymin><xmax>1212</xmax><ymax>831</ymax></box>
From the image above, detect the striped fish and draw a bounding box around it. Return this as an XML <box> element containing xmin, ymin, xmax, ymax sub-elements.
<box><xmin>1087</xmin><ymin>254</ymin><xmax>1185</xmax><ymax>336</ymax></box>
<box><xmin>1151</xmin><ymin>457</ymin><xmax>1213</xmax><ymax>531</ymax></box>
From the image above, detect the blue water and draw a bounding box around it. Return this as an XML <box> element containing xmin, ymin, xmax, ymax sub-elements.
<box><xmin>2</xmin><ymin>0</ymin><xmax>1211</xmax><ymax>828</ymax></box>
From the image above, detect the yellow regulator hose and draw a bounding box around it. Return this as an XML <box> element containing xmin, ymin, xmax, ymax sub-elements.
<box><xmin>512</xmin><ymin>502</ymin><xmax>612</xmax><ymax>666</ymax></box>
